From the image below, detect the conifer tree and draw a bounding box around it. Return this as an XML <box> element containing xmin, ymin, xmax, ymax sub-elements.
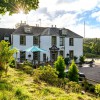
<box><xmin>54</xmin><ymin>56</ymin><xmax>66</xmax><ymax>78</ymax></box>
<box><xmin>68</xmin><ymin>60</ymin><xmax>79</xmax><ymax>82</ymax></box>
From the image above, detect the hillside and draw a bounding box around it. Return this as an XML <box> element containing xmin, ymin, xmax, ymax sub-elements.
<box><xmin>0</xmin><ymin>67</ymin><xmax>99</xmax><ymax>100</ymax></box>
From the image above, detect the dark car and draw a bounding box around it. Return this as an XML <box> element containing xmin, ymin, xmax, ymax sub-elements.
<box><xmin>65</xmin><ymin>69</ymin><xmax>85</xmax><ymax>81</ymax></box>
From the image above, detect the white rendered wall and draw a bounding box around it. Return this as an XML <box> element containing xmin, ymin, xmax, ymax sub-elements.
<box><xmin>65</xmin><ymin>38</ymin><xmax>83</xmax><ymax>61</ymax></box>
<box><xmin>13</xmin><ymin>34</ymin><xmax>33</xmax><ymax>61</ymax></box>
<box><xmin>40</xmin><ymin>36</ymin><xmax>51</xmax><ymax>61</ymax></box>
<box><xmin>13</xmin><ymin>34</ymin><xmax>83</xmax><ymax>62</ymax></box>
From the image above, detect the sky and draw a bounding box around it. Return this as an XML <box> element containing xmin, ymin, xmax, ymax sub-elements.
<box><xmin>0</xmin><ymin>0</ymin><xmax>100</xmax><ymax>38</ymax></box>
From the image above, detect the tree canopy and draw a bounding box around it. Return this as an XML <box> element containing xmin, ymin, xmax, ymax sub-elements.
<box><xmin>0</xmin><ymin>0</ymin><xmax>39</xmax><ymax>15</ymax></box>
<box><xmin>83</xmin><ymin>38</ymin><xmax>100</xmax><ymax>58</ymax></box>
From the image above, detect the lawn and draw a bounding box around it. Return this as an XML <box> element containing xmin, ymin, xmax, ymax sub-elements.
<box><xmin>0</xmin><ymin>67</ymin><xmax>99</xmax><ymax>100</ymax></box>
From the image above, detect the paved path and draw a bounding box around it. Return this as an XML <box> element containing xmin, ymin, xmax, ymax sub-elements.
<box><xmin>79</xmin><ymin>64</ymin><xmax>100</xmax><ymax>84</ymax></box>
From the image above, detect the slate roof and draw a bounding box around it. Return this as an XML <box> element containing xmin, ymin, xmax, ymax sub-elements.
<box><xmin>13</xmin><ymin>25</ymin><xmax>83</xmax><ymax>38</ymax></box>
<box><xmin>0</xmin><ymin>28</ymin><xmax>15</xmax><ymax>43</ymax></box>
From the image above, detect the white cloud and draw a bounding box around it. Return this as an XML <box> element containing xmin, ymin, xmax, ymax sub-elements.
<box><xmin>39</xmin><ymin>0</ymin><xmax>99</xmax><ymax>13</ymax></box>
<box><xmin>91</xmin><ymin>11</ymin><xmax>100</xmax><ymax>22</ymax></box>
<box><xmin>0</xmin><ymin>0</ymin><xmax>100</xmax><ymax>38</ymax></box>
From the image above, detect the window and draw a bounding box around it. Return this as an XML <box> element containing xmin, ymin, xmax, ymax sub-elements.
<box><xmin>52</xmin><ymin>36</ymin><xmax>56</xmax><ymax>46</ymax></box>
<box><xmin>20</xmin><ymin>35</ymin><xmax>26</xmax><ymax>45</ymax></box>
<box><xmin>60</xmin><ymin>51</ymin><xmax>64</xmax><ymax>57</ymax></box>
<box><xmin>69</xmin><ymin>38</ymin><xmax>74</xmax><ymax>46</ymax></box>
<box><xmin>60</xmin><ymin>37</ymin><xmax>64</xmax><ymax>46</ymax></box>
<box><xmin>33</xmin><ymin>52</ymin><xmax>39</xmax><ymax>61</ymax></box>
<box><xmin>24</xmin><ymin>27</ymin><xmax>32</xmax><ymax>33</ymax></box>
<box><xmin>33</xmin><ymin>36</ymin><xmax>39</xmax><ymax>45</ymax></box>
<box><xmin>69</xmin><ymin>50</ymin><xmax>74</xmax><ymax>59</ymax></box>
<box><xmin>43</xmin><ymin>54</ymin><xmax>46</xmax><ymax>62</ymax></box>
<box><xmin>20</xmin><ymin>51</ymin><xmax>26</xmax><ymax>62</ymax></box>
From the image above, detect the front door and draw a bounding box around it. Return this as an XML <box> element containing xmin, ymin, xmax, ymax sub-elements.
<box><xmin>51</xmin><ymin>51</ymin><xmax>58</xmax><ymax>62</ymax></box>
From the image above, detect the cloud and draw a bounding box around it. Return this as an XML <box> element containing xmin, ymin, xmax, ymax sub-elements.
<box><xmin>0</xmin><ymin>0</ymin><xmax>100</xmax><ymax>38</ymax></box>
<box><xmin>91</xmin><ymin>11</ymin><xmax>100</xmax><ymax>22</ymax></box>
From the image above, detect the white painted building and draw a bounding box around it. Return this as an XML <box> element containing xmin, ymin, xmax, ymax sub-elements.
<box><xmin>12</xmin><ymin>25</ymin><xmax>83</xmax><ymax>63</ymax></box>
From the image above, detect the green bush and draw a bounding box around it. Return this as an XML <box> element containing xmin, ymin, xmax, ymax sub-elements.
<box><xmin>74</xmin><ymin>56</ymin><xmax>78</xmax><ymax>62</ymax></box>
<box><xmin>65</xmin><ymin>81</ymin><xmax>82</xmax><ymax>93</ymax></box>
<box><xmin>33</xmin><ymin>65</ymin><xmax>58</xmax><ymax>85</ymax></box>
<box><xmin>79</xmin><ymin>56</ymin><xmax>85</xmax><ymax>64</ymax></box>
<box><xmin>95</xmin><ymin>84</ymin><xmax>100</xmax><ymax>97</ymax></box>
<box><xmin>0</xmin><ymin>80</ymin><xmax>12</xmax><ymax>91</ymax></box>
<box><xmin>54</xmin><ymin>56</ymin><xmax>66</xmax><ymax>78</ymax></box>
<box><xmin>9</xmin><ymin>59</ymin><xmax>15</xmax><ymax>68</ymax></box>
<box><xmin>55</xmin><ymin>78</ymin><xmax>69</xmax><ymax>88</ymax></box>
<box><xmin>23</xmin><ymin>60</ymin><xmax>32</xmax><ymax>67</ymax></box>
<box><xmin>15</xmin><ymin>88</ymin><xmax>29</xmax><ymax>100</ymax></box>
<box><xmin>68</xmin><ymin>60</ymin><xmax>79</xmax><ymax>82</ymax></box>
<box><xmin>17</xmin><ymin>63</ymin><xmax>33</xmax><ymax>75</ymax></box>
<box><xmin>64</xmin><ymin>57</ymin><xmax>70</xmax><ymax>66</ymax></box>
<box><xmin>22</xmin><ymin>65</ymin><xmax>33</xmax><ymax>75</ymax></box>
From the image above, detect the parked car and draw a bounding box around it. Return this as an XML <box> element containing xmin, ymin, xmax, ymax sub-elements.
<box><xmin>65</xmin><ymin>69</ymin><xmax>85</xmax><ymax>81</ymax></box>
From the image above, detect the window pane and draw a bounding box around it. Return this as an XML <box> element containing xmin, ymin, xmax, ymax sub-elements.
<box><xmin>33</xmin><ymin>36</ymin><xmax>39</xmax><ymax>45</ymax></box>
<box><xmin>60</xmin><ymin>37</ymin><xmax>64</xmax><ymax>46</ymax></box>
<box><xmin>43</xmin><ymin>54</ymin><xmax>46</xmax><ymax>62</ymax></box>
<box><xmin>69</xmin><ymin>50</ymin><xmax>74</xmax><ymax>59</ymax></box>
<box><xmin>69</xmin><ymin>38</ymin><xmax>74</xmax><ymax>46</ymax></box>
<box><xmin>20</xmin><ymin>51</ymin><xmax>26</xmax><ymax>62</ymax></box>
<box><xmin>33</xmin><ymin>52</ymin><xmax>39</xmax><ymax>60</ymax></box>
<box><xmin>20</xmin><ymin>35</ymin><xmax>26</xmax><ymax>45</ymax></box>
<box><xmin>52</xmin><ymin>36</ymin><xmax>56</xmax><ymax>46</ymax></box>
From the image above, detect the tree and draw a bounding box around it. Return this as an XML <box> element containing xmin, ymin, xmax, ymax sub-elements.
<box><xmin>0</xmin><ymin>0</ymin><xmax>39</xmax><ymax>15</ymax></box>
<box><xmin>0</xmin><ymin>40</ymin><xmax>16</xmax><ymax>77</ymax></box>
<box><xmin>68</xmin><ymin>60</ymin><xmax>79</xmax><ymax>82</ymax></box>
<box><xmin>54</xmin><ymin>56</ymin><xmax>66</xmax><ymax>78</ymax></box>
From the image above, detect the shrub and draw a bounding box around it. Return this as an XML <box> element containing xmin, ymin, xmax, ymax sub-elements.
<box><xmin>17</xmin><ymin>63</ymin><xmax>33</xmax><ymax>75</ymax></box>
<box><xmin>79</xmin><ymin>56</ymin><xmax>85</xmax><ymax>64</ymax></box>
<box><xmin>55</xmin><ymin>78</ymin><xmax>69</xmax><ymax>88</ymax></box>
<box><xmin>22</xmin><ymin>65</ymin><xmax>33</xmax><ymax>75</ymax></box>
<box><xmin>33</xmin><ymin>65</ymin><xmax>58</xmax><ymax>85</ymax></box>
<box><xmin>95</xmin><ymin>84</ymin><xmax>100</xmax><ymax>97</ymax></box>
<box><xmin>9</xmin><ymin>59</ymin><xmax>15</xmax><ymax>68</ymax></box>
<box><xmin>74</xmin><ymin>56</ymin><xmax>78</xmax><ymax>62</ymax></box>
<box><xmin>68</xmin><ymin>60</ymin><xmax>79</xmax><ymax>82</ymax></box>
<box><xmin>0</xmin><ymin>80</ymin><xmax>13</xmax><ymax>91</ymax></box>
<box><xmin>23</xmin><ymin>60</ymin><xmax>32</xmax><ymax>67</ymax></box>
<box><xmin>15</xmin><ymin>88</ymin><xmax>22</xmax><ymax>96</ymax></box>
<box><xmin>15</xmin><ymin>88</ymin><xmax>30</xmax><ymax>100</ymax></box>
<box><xmin>64</xmin><ymin>57</ymin><xmax>70</xmax><ymax>66</ymax></box>
<box><xmin>54</xmin><ymin>56</ymin><xmax>66</xmax><ymax>78</ymax></box>
<box><xmin>65</xmin><ymin>81</ymin><xmax>82</xmax><ymax>93</ymax></box>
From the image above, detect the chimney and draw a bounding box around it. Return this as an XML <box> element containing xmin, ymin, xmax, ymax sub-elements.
<box><xmin>51</xmin><ymin>25</ymin><xmax>53</xmax><ymax>27</ymax></box>
<box><xmin>55</xmin><ymin>25</ymin><xmax>56</xmax><ymax>28</ymax></box>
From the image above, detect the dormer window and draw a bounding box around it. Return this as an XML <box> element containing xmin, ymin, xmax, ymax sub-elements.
<box><xmin>62</xmin><ymin>29</ymin><xmax>67</xmax><ymax>35</ymax></box>
<box><xmin>24</xmin><ymin>26</ymin><xmax>32</xmax><ymax>33</ymax></box>
<box><xmin>4</xmin><ymin>37</ymin><xmax>9</xmax><ymax>41</ymax></box>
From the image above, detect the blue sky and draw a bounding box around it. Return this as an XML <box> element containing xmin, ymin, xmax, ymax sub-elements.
<box><xmin>0</xmin><ymin>0</ymin><xmax>100</xmax><ymax>38</ymax></box>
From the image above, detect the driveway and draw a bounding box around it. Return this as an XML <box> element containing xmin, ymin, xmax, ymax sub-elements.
<box><xmin>79</xmin><ymin>64</ymin><xmax>100</xmax><ymax>84</ymax></box>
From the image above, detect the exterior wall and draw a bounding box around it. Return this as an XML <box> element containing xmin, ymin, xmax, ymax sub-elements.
<box><xmin>13</xmin><ymin>34</ymin><xmax>83</xmax><ymax>63</ymax></box>
<box><xmin>65</xmin><ymin>38</ymin><xmax>83</xmax><ymax>61</ymax></box>
<box><xmin>40</xmin><ymin>36</ymin><xmax>51</xmax><ymax>61</ymax></box>
<box><xmin>13</xmin><ymin>34</ymin><xmax>33</xmax><ymax>62</ymax></box>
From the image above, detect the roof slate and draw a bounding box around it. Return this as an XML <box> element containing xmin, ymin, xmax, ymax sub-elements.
<box><xmin>0</xmin><ymin>28</ymin><xmax>15</xmax><ymax>42</ymax></box>
<box><xmin>13</xmin><ymin>25</ymin><xmax>83</xmax><ymax>38</ymax></box>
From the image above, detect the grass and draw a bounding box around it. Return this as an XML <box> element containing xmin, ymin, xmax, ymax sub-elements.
<box><xmin>0</xmin><ymin>67</ymin><xmax>99</xmax><ymax>100</ymax></box>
